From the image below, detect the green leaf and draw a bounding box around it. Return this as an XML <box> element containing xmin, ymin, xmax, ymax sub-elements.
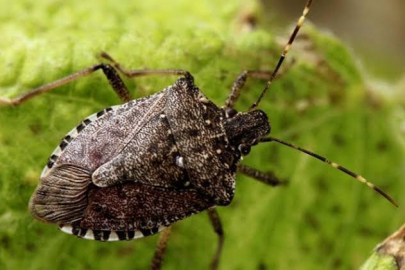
<box><xmin>360</xmin><ymin>223</ymin><xmax>405</xmax><ymax>270</ymax></box>
<box><xmin>361</xmin><ymin>253</ymin><xmax>397</xmax><ymax>270</ymax></box>
<box><xmin>0</xmin><ymin>0</ymin><xmax>404</xmax><ymax>269</ymax></box>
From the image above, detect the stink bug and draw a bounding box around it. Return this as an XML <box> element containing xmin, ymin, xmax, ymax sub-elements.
<box><xmin>0</xmin><ymin>0</ymin><xmax>398</xmax><ymax>269</ymax></box>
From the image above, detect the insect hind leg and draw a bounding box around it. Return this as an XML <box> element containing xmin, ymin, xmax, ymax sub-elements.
<box><xmin>150</xmin><ymin>226</ymin><xmax>172</xmax><ymax>270</ymax></box>
<box><xmin>207</xmin><ymin>208</ymin><xmax>224</xmax><ymax>270</ymax></box>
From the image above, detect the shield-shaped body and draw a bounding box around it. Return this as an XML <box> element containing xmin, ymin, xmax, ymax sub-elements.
<box><xmin>30</xmin><ymin>77</ymin><xmax>241</xmax><ymax>241</ymax></box>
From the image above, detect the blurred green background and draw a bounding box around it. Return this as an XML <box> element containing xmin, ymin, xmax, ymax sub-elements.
<box><xmin>267</xmin><ymin>0</ymin><xmax>405</xmax><ymax>81</ymax></box>
<box><xmin>0</xmin><ymin>0</ymin><xmax>404</xmax><ymax>269</ymax></box>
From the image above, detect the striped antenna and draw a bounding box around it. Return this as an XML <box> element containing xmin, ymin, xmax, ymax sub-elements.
<box><xmin>260</xmin><ymin>136</ymin><xmax>398</xmax><ymax>207</ymax></box>
<box><xmin>250</xmin><ymin>0</ymin><xmax>313</xmax><ymax>110</ymax></box>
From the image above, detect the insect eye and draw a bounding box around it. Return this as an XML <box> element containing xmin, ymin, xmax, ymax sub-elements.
<box><xmin>225</xmin><ymin>108</ymin><xmax>237</xmax><ymax>118</ymax></box>
<box><xmin>238</xmin><ymin>144</ymin><xmax>251</xmax><ymax>156</ymax></box>
<box><xmin>176</xmin><ymin>77</ymin><xmax>189</xmax><ymax>88</ymax></box>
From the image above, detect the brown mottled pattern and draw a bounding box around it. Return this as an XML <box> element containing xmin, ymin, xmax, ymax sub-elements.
<box><xmin>56</xmin><ymin>91</ymin><xmax>167</xmax><ymax>171</ymax></box>
<box><xmin>81</xmin><ymin>183</ymin><xmax>214</xmax><ymax>231</ymax></box>
<box><xmin>166</xmin><ymin>78</ymin><xmax>238</xmax><ymax>205</ymax></box>
<box><xmin>92</xmin><ymin>96</ymin><xmax>188</xmax><ymax>188</ymax></box>
<box><xmin>30</xmin><ymin>75</ymin><xmax>272</xmax><ymax>235</ymax></box>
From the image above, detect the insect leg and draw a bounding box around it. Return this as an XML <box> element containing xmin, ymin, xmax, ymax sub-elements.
<box><xmin>100</xmin><ymin>52</ymin><xmax>194</xmax><ymax>81</ymax></box>
<box><xmin>0</xmin><ymin>64</ymin><xmax>131</xmax><ymax>106</ymax></box>
<box><xmin>224</xmin><ymin>59</ymin><xmax>295</xmax><ymax>109</ymax></box>
<box><xmin>207</xmin><ymin>208</ymin><xmax>224</xmax><ymax>270</ymax></box>
<box><xmin>150</xmin><ymin>226</ymin><xmax>172</xmax><ymax>270</ymax></box>
<box><xmin>237</xmin><ymin>164</ymin><xmax>286</xmax><ymax>187</ymax></box>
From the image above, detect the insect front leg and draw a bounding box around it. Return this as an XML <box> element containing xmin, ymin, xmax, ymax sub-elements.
<box><xmin>224</xmin><ymin>60</ymin><xmax>295</xmax><ymax>111</ymax></box>
<box><xmin>150</xmin><ymin>226</ymin><xmax>172</xmax><ymax>270</ymax></box>
<box><xmin>100</xmin><ymin>52</ymin><xmax>194</xmax><ymax>82</ymax></box>
<box><xmin>237</xmin><ymin>164</ymin><xmax>286</xmax><ymax>186</ymax></box>
<box><xmin>0</xmin><ymin>64</ymin><xmax>132</xmax><ymax>106</ymax></box>
<box><xmin>207</xmin><ymin>208</ymin><xmax>224</xmax><ymax>270</ymax></box>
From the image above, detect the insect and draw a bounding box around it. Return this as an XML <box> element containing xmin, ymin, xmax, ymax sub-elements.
<box><xmin>0</xmin><ymin>0</ymin><xmax>398</xmax><ymax>269</ymax></box>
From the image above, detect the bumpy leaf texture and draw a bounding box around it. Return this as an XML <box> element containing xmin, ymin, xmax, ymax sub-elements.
<box><xmin>0</xmin><ymin>0</ymin><xmax>404</xmax><ymax>269</ymax></box>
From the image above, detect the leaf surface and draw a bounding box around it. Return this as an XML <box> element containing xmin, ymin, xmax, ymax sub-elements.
<box><xmin>0</xmin><ymin>0</ymin><xmax>404</xmax><ymax>269</ymax></box>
